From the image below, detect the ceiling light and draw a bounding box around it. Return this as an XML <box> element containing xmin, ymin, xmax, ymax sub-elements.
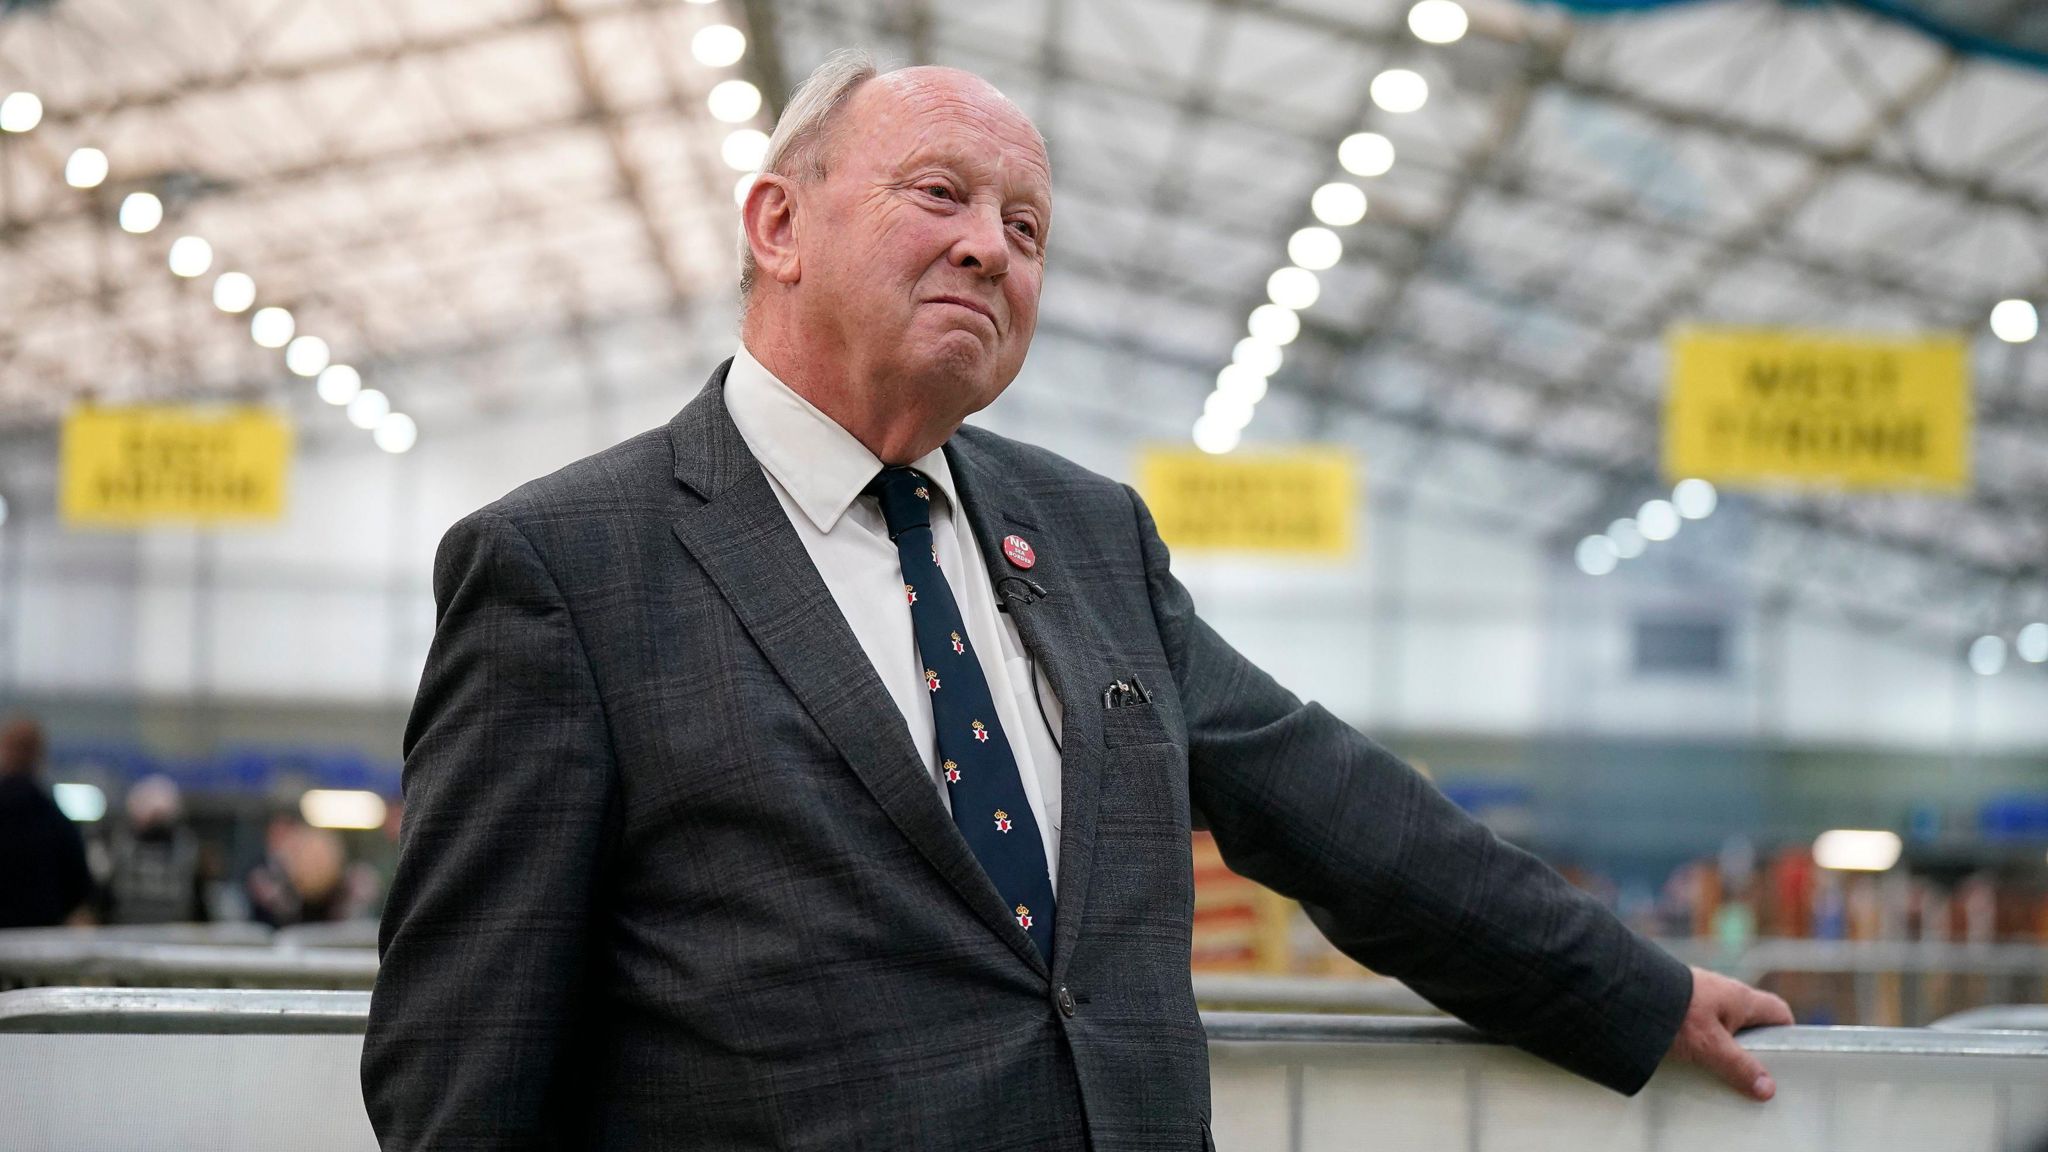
<box><xmin>1267</xmin><ymin>266</ymin><xmax>1321</xmax><ymax>310</ymax></box>
<box><xmin>1637</xmin><ymin>498</ymin><xmax>1680</xmax><ymax>542</ymax></box>
<box><xmin>1205</xmin><ymin>390</ymin><xmax>1256</xmax><ymax>429</ymax></box>
<box><xmin>722</xmin><ymin>128</ymin><xmax>769</xmax><ymax>172</ymax></box>
<box><xmin>53</xmin><ymin>782</ymin><xmax>107</xmax><ymax>823</ymax></box>
<box><xmin>692</xmin><ymin>24</ymin><xmax>747</xmax><ymax>67</ymax></box>
<box><xmin>64</xmin><ymin>147</ymin><xmax>108</xmax><ymax>189</ymax></box>
<box><xmin>1673</xmin><ymin>477</ymin><xmax>1718</xmax><ymax>519</ymax></box>
<box><xmin>167</xmin><ymin>236</ymin><xmax>212</xmax><ymax>277</ymax></box>
<box><xmin>375</xmin><ymin>412</ymin><xmax>418</xmax><ymax>454</ymax></box>
<box><xmin>349</xmin><ymin>389</ymin><xmax>391</xmax><ymax>430</ymax></box>
<box><xmin>708</xmin><ymin>79</ymin><xmax>762</xmax><ymax>123</ymax></box>
<box><xmin>1338</xmin><ymin>132</ymin><xmax>1394</xmax><ymax>178</ymax></box>
<box><xmin>1408</xmin><ymin>0</ymin><xmax>1470</xmax><ymax>44</ymax></box>
<box><xmin>1193</xmin><ymin>414</ymin><xmax>1240</xmax><ymax>455</ymax></box>
<box><xmin>212</xmin><ymin>272</ymin><xmax>256</xmax><ymax>313</ymax></box>
<box><xmin>1813</xmin><ymin>829</ymin><xmax>1901</xmax><ymax>872</ymax></box>
<box><xmin>2015</xmin><ymin>622</ymin><xmax>2048</xmax><ymax>664</ymax></box>
<box><xmin>317</xmin><ymin>364</ymin><xmax>362</xmax><ymax>406</ymax></box>
<box><xmin>250</xmin><ymin>306</ymin><xmax>295</xmax><ymax>348</ymax></box>
<box><xmin>1217</xmin><ymin>363</ymin><xmax>1269</xmax><ymax>403</ymax></box>
<box><xmin>1575</xmin><ymin>535</ymin><xmax>1618</xmax><ymax>576</ymax></box>
<box><xmin>1232</xmin><ymin>337</ymin><xmax>1283</xmax><ymax>377</ymax></box>
<box><xmin>1991</xmin><ymin>299</ymin><xmax>2039</xmax><ymax>344</ymax></box>
<box><xmin>1607</xmin><ymin>518</ymin><xmax>1645</xmax><ymax>559</ymax></box>
<box><xmin>117</xmin><ymin>191</ymin><xmax>162</xmax><ymax>233</ymax></box>
<box><xmin>1248</xmin><ymin>304</ymin><xmax>1301</xmax><ymax>345</ymax></box>
<box><xmin>1287</xmin><ymin>226</ymin><xmax>1342</xmax><ymax>271</ymax></box>
<box><xmin>1968</xmin><ymin>634</ymin><xmax>2007</xmax><ymax>676</ymax></box>
<box><xmin>300</xmin><ymin>789</ymin><xmax>387</xmax><ymax>830</ymax></box>
<box><xmin>733</xmin><ymin>173</ymin><xmax>756</xmax><ymax>208</ymax></box>
<box><xmin>1310</xmin><ymin>182</ymin><xmax>1367</xmax><ymax>227</ymax></box>
<box><xmin>1370</xmin><ymin>69</ymin><xmax>1429</xmax><ymax>114</ymax></box>
<box><xmin>285</xmin><ymin>335</ymin><xmax>330</xmax><ymax>377</ymax></box>
<box><xmin>0</xmin><ymin>91</ymin><xmax>43</xmax><ymax>133</ymax></box>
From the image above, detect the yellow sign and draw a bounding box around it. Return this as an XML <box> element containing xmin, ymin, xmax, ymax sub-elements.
<box><xmin>61</xmin><ymin>407</ymin><xmax>292</xmax><ymax>526</ymax></box>
<box><xmin>1664</xmin><ymin>327</ymin><xmax>1970</xmax><ymax>491</ymax></box>
<box><xmin>1138</xmin><ymin>448</ymin><xmax>1355</xmax><ymax>555</ymax></box>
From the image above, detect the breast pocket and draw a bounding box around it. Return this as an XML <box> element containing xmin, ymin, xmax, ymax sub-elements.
<box><xmin>1100</xmin><ymin>699</ymin><xmax>1174</xmax><ymax>749</ymax></box>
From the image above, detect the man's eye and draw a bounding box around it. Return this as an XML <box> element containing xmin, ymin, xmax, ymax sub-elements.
<box><xmin>1009</xmin><ymin>220</ymin><xmax>1036</xmax><ymax>239</ymax></box>
<box><xmin>922</xmin><ymin>185</ymin><xmax>954</xmax><ymax>201</ymax></box>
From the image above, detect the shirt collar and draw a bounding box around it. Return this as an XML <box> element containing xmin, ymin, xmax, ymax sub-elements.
<box><xmin>722</xmin><ymin>343</ymin><xmax>960</xmax><ymax>534</ymax></box>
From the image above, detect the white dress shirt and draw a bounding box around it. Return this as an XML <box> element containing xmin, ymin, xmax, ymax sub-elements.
<box><xmin>723</xmin><ymin>345</ymin><xmax>1066</xmax><ymax>884</ymax></box>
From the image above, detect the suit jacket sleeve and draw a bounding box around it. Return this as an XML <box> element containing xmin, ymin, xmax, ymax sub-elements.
<box><xmin>362</xmin><ymin>509</ymin><xmax>619</xmax><ymax>1150</ymax></box>
<box><xmin>1126</xmin><ymin>486</ymin><xmax>1692</xmax><ymax>1095</ymax></box>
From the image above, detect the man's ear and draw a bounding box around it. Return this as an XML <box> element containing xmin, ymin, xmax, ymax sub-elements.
<box><xmin>743</xmin><ymin>174</ymin><xmax>802</xmax><ymax>286</ymax></box>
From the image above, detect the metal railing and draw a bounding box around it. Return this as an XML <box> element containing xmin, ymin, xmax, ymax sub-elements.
<box><xmin>1669</xmin><ymin>937</ymin><xmax>2048</xmax><ymax>1027</ymax></box>
<box><xmin>7</xmin><ymin>926</ymin><xmax>2043</xmax><ymax>1029</ymax></box>
<box><xmin>1932</xmin><ymin>1005</ymin><xmax>2048</xmax><ymax>1032</ymax></box>
<box><xmin>5</xmin><ymin>987</ymin><xmax>2047</xmax><ymax>1151</ymax></box>
<box><xmin>0</xmin><ymin>935</ymin><xmax>378</xmax><ymax>990</ymax></box>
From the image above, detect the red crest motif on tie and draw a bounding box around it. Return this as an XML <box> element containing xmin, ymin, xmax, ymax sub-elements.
<box><xmin>971</xmin><ymin>720</ymin><xmax>989</xmax><ymax>743</ymax></box>
<box><xmin>993</xmin><ymin>809</ymin><xmax>1012</xmax><ymax>833</ymax></box>
<box><xmin>1015</xmin><ymin>904</ymin><xmax>1032</xmax><ymax>930</ymax></box>
<box><xmin>904</xmin><ymin>583</ymin><xmax>917</xmax><ymax>605</ymax></box>
<box><xmin>1002</xmin><ymin>535</ymin><xmax>1035</xmax><ymax>569</ymax></box>
<box><xmin>949</xmin><ymin>631</ymin><xmax>965</xmax><ymax>655</ymax></box>
<box><xmin>943</xmin><ymin>759</ymin><xmax>960</xmax><ymax>784</ymax></box>
<box><xmin>914</xmin><ymin>485</ymin><xmax>930</xmax><ymax>501</ymax></box>
<box><xmin>925</xmin><ymin>668</ymin><xmax>940</xmax><ymax>692</ymax></box>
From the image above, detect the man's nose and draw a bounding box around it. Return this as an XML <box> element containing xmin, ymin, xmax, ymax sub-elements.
<box><xmin>952</xmin><ymin>205</ymin><xmax>1009</xmax><ymax>280</ymax></box>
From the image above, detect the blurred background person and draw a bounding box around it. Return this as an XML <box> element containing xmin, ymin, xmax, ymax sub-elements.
<box><xmin>99</xmin><ymin>774</ymin><xmax>209</xmax><ymax>925</ymax></box>
<box><xmin>245</xmin><ymin>812</ymin><xmax>379</xmax><ymax>927</ymax></box>
<box><xmin>0</xmin><ymin>717</ymin><xmax>92</xmax><ymax>928</ymax></box>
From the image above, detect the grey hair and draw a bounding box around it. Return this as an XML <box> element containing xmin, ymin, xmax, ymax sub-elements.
<box><xmin>737</xmin><ymin>49</ymin><xmax>880</xmax><ymax>304</ymax></box>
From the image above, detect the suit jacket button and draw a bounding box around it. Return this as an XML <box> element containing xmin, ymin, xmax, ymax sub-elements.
<box><xmin>1056</xmin><ymin>984</ymin><xmax>1077</xmax><ymax>1018</ymax></box>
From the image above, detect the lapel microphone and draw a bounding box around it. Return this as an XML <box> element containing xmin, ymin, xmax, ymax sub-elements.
<box><xmin>995</xmin><ymin>577</ymin><xmax>1050</xmax><ymax>611</ymax></box>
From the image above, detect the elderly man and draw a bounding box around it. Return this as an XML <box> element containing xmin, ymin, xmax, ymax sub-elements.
<box><xmin>364</xmin><ymin>53</ymin><xmax>1790</xmax><ymax>1151</ymax></box>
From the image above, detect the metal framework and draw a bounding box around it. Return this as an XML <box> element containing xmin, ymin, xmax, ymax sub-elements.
<box><xmin>2</xmin><ymin>0</ymin><xmax>2045</xmax><ymax>651</ymax></box>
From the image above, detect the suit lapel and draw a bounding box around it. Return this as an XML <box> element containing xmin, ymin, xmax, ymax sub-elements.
<box><xmin>667</xmin><ymin>364</ymin><xmax>1048</xmax><ymax>977</ymax></box>
<box><xmin>945</xmin><ymin>437</ymin><xmax>1109</xmax><ymax>979</ymax></box>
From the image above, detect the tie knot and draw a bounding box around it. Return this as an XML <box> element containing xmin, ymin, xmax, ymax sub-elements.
<box><xmin>866</xmin><ymin>466</ymin><xmax>934</xmax><ymax>538</ymax></box>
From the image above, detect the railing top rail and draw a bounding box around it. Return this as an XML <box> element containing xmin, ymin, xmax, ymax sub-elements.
<box><xmin>1201</xmin><ymin>1012</ymin><xmax>2048</xmax><ymax>1057</ymax></box>
<box><xmin>10</xmin><ymin>989</ymin><xmax>2048</xmax><ymax>1058</ymax></box>
<box><xmin>0</xmin><ymin>987</ymin><xmax>372</xmax><ymax>1034</ymax></box>
<box><xmin>0</xmin><ymin>924</ymin><xmax>277</xmax><ymax>947</ymax></box>
<box><xmin>0</xmin><ymin>939</ymin><xmax>379</xmax><ymax>982</ymax></box>
<box><xmin>1930</xmin><ymin>1005</ymin><xmax>2048</xmax><ymax>1033</ymax></box>
<box><xmin>1664</xmin><ymin>938</ymin><xmax>2048</xmax><ymax>977</ymax></box>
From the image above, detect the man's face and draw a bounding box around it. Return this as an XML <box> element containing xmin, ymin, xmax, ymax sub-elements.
<box><xmin>798</xmin><ymin>70</ymin><xmax>1050</xmax><ymax>424</ymax></box>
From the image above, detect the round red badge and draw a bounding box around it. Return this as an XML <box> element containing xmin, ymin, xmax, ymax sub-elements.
<box><xmin>1002</xmin><ymin>534</ymin><xmax>1036</xmax><ymax>569</ymax></box>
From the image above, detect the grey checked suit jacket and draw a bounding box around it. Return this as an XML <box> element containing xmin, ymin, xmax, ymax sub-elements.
<box><xmin>362</xmin><ymin>361</ymin><xmax>1694</xmax><ymax>1151</ymax></box>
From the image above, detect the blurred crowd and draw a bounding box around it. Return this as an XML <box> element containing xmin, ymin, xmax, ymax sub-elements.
<box><xmin>0</xmin><ymin>715</ymin><xmax>390</xmax><ymax>930</ymax></box>
<box><xmin>1646</xmin><ymin>836</ymin><xmax>2048</xmax><ymax>946</ymax></box>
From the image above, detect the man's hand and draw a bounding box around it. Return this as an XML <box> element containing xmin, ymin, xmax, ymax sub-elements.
<box><xmin>1666</xmin><ymin>967</ymin><xmax>1795</xmax><ymax>1100</ymax></box>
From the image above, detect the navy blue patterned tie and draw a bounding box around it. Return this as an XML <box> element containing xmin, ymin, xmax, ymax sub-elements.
<box><xmin>868</xmin><ymin>466</ymin><xmax>1055</xmax><ymax>963</ymax></box>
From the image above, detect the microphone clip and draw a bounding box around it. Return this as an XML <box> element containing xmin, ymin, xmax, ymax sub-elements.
<box><xmin>995</xmin><ymin>576</ymin><xmax>1050</xmax><ymax>610</ymax></box>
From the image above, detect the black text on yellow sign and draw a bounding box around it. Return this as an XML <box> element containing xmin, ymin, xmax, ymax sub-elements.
<box><xmin>61</xmin><ymin>407</ymin><xmax>293</xmax><ymax>527</ymax></box>
<box><xmin>1138</xmin><ymin>448</ymin><xmax>1355</xmax><ymax>556</ymax></box>
<box><xmin>1664</xmin><ymin>327</ymin><xmax>1971</xmax><ymax>492</ymax></box>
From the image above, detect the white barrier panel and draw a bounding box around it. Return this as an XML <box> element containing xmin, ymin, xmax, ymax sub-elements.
<box><xmin>6</xmin><ymin>991</ymin><xmax>2048</xmax><ymax>1151</ymax></box>
<box><xmin>1205</xmin><ymin>1014</ymin><xmax>2048</xmax><ymax>1152</ymax></box>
